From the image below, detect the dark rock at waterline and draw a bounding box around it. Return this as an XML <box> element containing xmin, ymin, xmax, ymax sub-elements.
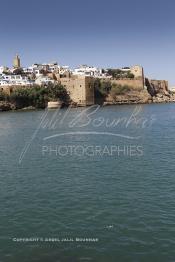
<box><xmin>0</xmin><ymin>101</ymin><xmax>15</xmax><ymax>111</ymax></box>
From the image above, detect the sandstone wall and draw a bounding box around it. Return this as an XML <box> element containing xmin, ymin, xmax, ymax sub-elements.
<box><xmin>130</xmin><ymin>65</ymin><xmax>144</xmax><ymax>79</ymax></box>
<box><xmin>59</xmin><ymin>75</ymin><xmax>94</xmax><ymax>106</ymax></box>
<box><xmin>110</xmin><ymin>78</ymin><xmax>144</xmax><ymax>89</ymax></box>
<box><xmin>85</xmin><ymin>77</ymin><xmax>95</xmax><ymax>106</ymax></box>
<box><xmin>0</xmin><ymin>86</ymin><xmax>12</xmax><ymax>95</ymax></box>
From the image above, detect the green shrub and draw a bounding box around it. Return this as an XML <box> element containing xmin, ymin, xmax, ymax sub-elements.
<box><xmin>9</xmin><ymin>84</ymin><xmax>70</xmax><ymax>109</ymax></box>
<box><xmin>0</xmin><ymin>90</ymin><xmax>7</xmax><ymax>101</ymax></box>
<box><xmin>110</xmin><ymin>84</ymin><xmax>131</xmax><ymax>97</ymax></box>
<box><xmin>94</xmin><ymin>79</ymin><xmax>112</xmax><ymax>97</ymax></box>
<box><xmin>107</xmin><ymin>69</ymin><xmax>135</xmax><ymax>79</ymax></box>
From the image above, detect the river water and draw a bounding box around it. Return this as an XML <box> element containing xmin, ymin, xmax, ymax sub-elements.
<box><xmin>0</xmin><ymin>104</ymin><xmax>175</xmax><ymax>261</ymax></box>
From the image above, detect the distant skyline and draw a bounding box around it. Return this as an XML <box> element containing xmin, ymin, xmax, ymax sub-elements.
<box><xmin>0</xmin><ymin>0</ymin><xmax>175</xmax><ymax>85</ymax></box>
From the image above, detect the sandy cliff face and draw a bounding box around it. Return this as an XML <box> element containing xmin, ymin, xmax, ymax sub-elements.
<box><xmin>145</xmin><ymin>78</ymin><xmax>169</xmax><ymax>96</ymax></box>
<box><xmin>103</xmin><ymin>79</ymin><xmax>175</xmax><ymax>105</ymax></box>
<box><xmin>104</xmin><ymin>89</ymin><xmax>152</xmax><ymax>105</ymax></box>
<box><xmin>145</xmin><ymin>78</ymin><xmax>175</xmax><ymax>103</ymax></box>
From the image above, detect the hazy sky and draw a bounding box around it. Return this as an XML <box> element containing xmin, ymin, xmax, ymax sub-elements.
<box><xmin>0</xmin><ymin>0</ymin><xmax>175</xmax><ymax>85</ymax></box>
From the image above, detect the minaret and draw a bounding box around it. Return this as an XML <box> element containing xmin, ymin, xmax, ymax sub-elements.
<box><xmin>13</xmin><ymin>54</ymin><xmax>21</xmax><ymax>68</ymax></box>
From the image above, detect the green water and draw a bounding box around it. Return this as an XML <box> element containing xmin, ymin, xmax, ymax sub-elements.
<box><xmin>0</xmin><ymin>104</ymin><xmax>175</xmax><ymax>262</ymax></box>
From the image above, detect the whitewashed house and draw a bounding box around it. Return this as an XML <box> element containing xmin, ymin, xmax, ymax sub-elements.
<box><xmin>0</xmin><ymin>74</ymin><xmax>32</xmax><ymax>86</ymax></box>
<box><xmin>73</xmin><ymin>65</ymin><xmax>103</xmax><ymax>77</ymax></box>
<box><xmin>35</xmin><ymin>76</ymin><xmax>55</xmax><ymax>86</ymax></box>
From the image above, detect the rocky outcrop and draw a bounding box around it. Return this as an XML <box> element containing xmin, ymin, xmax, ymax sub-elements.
<box><xmin>0</xmin><ymin>101</ymin><xmax>15</xmax><ymax>111</ymax></box>
<box><xmin>144</xmin><ymin>78</ymin><xmax>175</xmax><ymax>103</ymax></box>
<box><xmin>145</xmin><ymin>78</ymin><xmax>169</xmax><ymax>96</ymax></box>
<box><xmin>104</xmin><ymin>89</ymin><xmax>152</xmax><ymax>105</ymax></box>
<box><xmin>152</xmin><ymin>93</ymin><xmax>175</xmax><ymax>103</ymax></box>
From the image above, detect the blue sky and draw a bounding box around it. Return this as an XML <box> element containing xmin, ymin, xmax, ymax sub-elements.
<box><xmin>0</xmin><ymin>0</ymin><xmax>175</xmax><ymax>85</ymax></box>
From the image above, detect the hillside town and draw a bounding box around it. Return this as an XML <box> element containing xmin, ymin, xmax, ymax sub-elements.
<box><xmin>0</xmin><ymin>55</ymin><xmax>175</xmax><ymax>109</ymax></box>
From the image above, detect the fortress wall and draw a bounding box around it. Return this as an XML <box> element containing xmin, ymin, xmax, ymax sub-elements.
<box><xmin>59</xmin><ymin>75</ymin><xmax>94</xmax><ymax>106</ymax></box>
<box><xmin>0</xmin><ymin>86</ymin><xmax>11</xmax><ymax>95</ymax></box>
<box><xmin>85</xmin><ymin>77</ymin><xmax>95</xmax><ymax>105</ymax></box>
<box><xmin>111</xmin><ymin>78</ymin><xmax>144</xmax><ymax>89</ymax></box>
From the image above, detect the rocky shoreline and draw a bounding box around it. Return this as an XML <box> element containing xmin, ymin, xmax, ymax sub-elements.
<box><xmin>0</xmin><ymin>101</ymin><xmax>15</xmax><ymax>112</ymax></box>
<box><xmin>1</xmin><ymin>93</ymin><xmax>175</xmax><ymax>112</ymax></box>
<box><xmin>0</xmin><ymin>102</ymin><xmax>37</xmax><ymax>112</ymax></box>
<box><xmin>103</xmin><ymin>89</ymin><xmax>175</xmax><ymax>106</ymax></box>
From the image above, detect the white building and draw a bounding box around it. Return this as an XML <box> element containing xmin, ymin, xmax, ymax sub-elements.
<box><xmin>170</xmin><ymin>87</ymin><xmax>175</xmax><ymax>93</ymax></box>
<box><xmin>59</xmin><ymin>65</ymin><xmax>71</xmax><ymax>74</ymax></box>
<box><xmin>0</xmin><ymin>80</ymin><xmax>9</xmax><ymax>87</ymax></box>
<box><xmin>0</xmin><ymin>74</ymin><xmax>32</xmax><ymax>86</ymax></box>
<box><xmin>23</xmin><ymin>64</ymin><xmax>43</xmax><ymax>75</ymax></box>
<box><xmin>0</xmin><ymin>66</ymin><xmax>5</xmax><ymax>74</ymax></box>
<box><xmin>47</xmin><ymin>62</ymin><xmax>60</xmax><ymax>72</ymax></box>
<box><xmin>23</xmin><ymin>62</ymin><xmax>61</xmax><ymax>75</ymax></box>
<box><xmin>73</xmin><ymin>65</ymin><xmax>103</xmax><ymax>77</ymax></box>
<box><xmin>35</xmin><ymin>76</ymin><xmax>55</xmax><ymax>86</ymax></box>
